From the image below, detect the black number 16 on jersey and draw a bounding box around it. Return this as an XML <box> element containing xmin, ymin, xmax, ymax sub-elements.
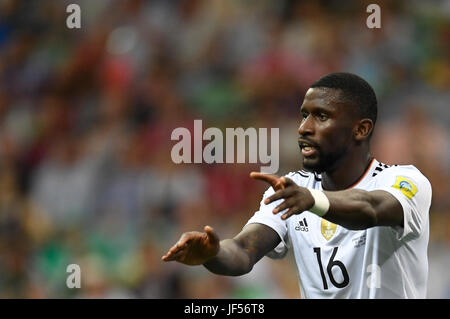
<box><xmin>313</xmin><ymin>247</ymin><xmax>350</xmax><ymax>290</ymax></box>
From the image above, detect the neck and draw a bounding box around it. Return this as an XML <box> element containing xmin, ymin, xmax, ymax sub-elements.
<box><xmin>321</xmin><ymin>150</ymin><xmax>373</xmax><ymax>191</ymax></box>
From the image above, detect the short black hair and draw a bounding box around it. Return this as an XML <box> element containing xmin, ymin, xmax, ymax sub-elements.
<box><xmin>310</xmin><ymin>72</ymin><xmax>378</xmax><ymax>126</ymax></box>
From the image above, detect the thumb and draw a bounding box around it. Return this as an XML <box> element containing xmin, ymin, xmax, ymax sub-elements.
<box><xmin>204</xmin><ymin>225</ymin><xmax>219</xmax><ymax>244</ymax></box>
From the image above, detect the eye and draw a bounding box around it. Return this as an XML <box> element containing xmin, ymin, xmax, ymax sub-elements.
<box><xmin>301</xmin><ymin>112</ymin><xmax>309</xmax><ymax>120</ymax></box>
<box><xmin>318</xmin><ymin>113</ymin><xmax>329</xmax><ymax>121</ymax></box>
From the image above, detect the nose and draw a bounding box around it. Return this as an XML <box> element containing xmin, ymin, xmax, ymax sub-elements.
<box><xmin>298</xmin><ymin>115</ymin><xmax>314</xmax><ymax>136</ymax></box>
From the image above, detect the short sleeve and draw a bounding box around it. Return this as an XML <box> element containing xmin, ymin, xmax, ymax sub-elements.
<box><xmin>374</xmin><ymin>165</ymin><xmax>432</xmax><ymax>241</ymax></box>
<box><xmin>245</xmin><ymin>186</ymin><xmax>289</xmax><ymax>259</ymax></box>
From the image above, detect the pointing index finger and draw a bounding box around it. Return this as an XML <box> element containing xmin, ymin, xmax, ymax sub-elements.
<box><xmin>250</xmin><ymin>172</ymin><xmax>285</xmax><ymax>190</ymax></box>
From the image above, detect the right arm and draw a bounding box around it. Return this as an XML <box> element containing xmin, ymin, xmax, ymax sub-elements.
<box><xmin>162</xmin><ymin>175</ymin><xmax>285</xmax><ymax>275</ymax></box>
<box><xmin>204</xmin><ymin>223</ymin><xmax>281</xmax><ymax>276</ymax></box>
<box><xmin>161</xmin><ymin>223</ymin><xmax>281</xmax><ymax>276</ymax></box>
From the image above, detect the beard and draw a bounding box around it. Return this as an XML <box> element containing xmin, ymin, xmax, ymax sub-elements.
<box><xmin>301</xmin><ymin>145</ymin><xmax>349</xmax><ymax>174</ymax></box>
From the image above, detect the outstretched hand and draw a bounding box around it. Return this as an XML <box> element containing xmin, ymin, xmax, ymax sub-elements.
<box><xmin>161</xmin><ymin>226</ymin><xmax>220</xmax><ymax>265</ymax></box>
<box><xmin>250</xmin><ymin>172</ymin><xmax>315</xmax><ymax>220</ymax></box>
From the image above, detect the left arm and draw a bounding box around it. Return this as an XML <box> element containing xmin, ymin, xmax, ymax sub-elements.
<box><xmin>250</xmin><ymin>172</ymin><xmax>403</xmax><ymax>231</ymax></box>
<box><xmin>322</xmin><ymin>189</ymin><xmax>403</xmax><ymax>230</ymax></box>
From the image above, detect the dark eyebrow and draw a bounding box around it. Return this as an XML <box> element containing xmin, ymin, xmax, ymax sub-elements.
<box><xmin>301</xmin><ymin>102</ymin><xmax>334</xmax><ymax>114</ymax></box>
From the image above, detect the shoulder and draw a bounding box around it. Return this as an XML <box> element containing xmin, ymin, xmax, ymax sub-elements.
<box><xmin>377</xmin><ymin>163</ymin><xmax>430</xmax><ymax>184</ymax></box>
<box><xmin>375</xmin><ymin>162</ymin><xmax>432</xmax><ymax>196</ymax></box>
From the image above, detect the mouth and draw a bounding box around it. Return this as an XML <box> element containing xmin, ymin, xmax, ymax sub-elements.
<box><xmin>298</xmin><ymin>139</ymin><xmax>319</xmax><ymax>157</ymax></box>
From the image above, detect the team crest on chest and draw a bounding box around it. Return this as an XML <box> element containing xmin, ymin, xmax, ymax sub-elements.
<box><xmin>321</xmin><ymin>219</ymin><xmax>337</xmax><ymax>240</ymax></box>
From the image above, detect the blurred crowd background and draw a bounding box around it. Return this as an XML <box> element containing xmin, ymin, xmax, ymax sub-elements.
<box><xmin>0</xmin><ymin>0</ymin><xmax>449</xmax><ymax>298</ymax></box>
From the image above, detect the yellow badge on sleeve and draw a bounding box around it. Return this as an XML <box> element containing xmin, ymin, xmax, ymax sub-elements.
<box><xmin>392</xmin><ymin>176</ymin><xmax>417</xmax><ymax>199</ymax></box>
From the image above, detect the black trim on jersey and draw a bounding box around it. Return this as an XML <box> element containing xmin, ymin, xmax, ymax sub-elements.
<box><xmin>293</xmin><ymin>170</ymin><xmax>322</xmax><ymax>182</ymax></box>
<box><xmin>372</xmin><ymin>162</ymin><xmax>398</xmax><ymax>177</ymax></box>
<box><xmin>314</xmin><ymin>172</ymin><xmax>322</xmax><ymax>182</ymax></box>
<box><xmin>294</xmin><ymin>170</ymin><xmax>310</xmax><ymax>178</ymax></box>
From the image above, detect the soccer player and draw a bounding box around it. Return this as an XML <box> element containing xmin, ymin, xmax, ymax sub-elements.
<box><xmin>162</xmin><ymin>73</ymin><xmax>432</xmax><ymax>298</ymax></box>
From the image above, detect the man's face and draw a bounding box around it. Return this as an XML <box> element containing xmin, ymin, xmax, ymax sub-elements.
<box><xmin>298</xmin><ymin>87</ymin><xmax>357</xmax><ymax>173</ymax></box>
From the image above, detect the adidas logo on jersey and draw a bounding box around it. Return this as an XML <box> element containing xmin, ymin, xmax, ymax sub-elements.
<box><xmin>295</xmin><ymin>218</ymin><xmax>308</xmax><ymax>232</ymax></box>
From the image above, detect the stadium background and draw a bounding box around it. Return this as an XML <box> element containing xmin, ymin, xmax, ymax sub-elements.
<box><xmin>0</xmin><ymin>0</ymin><xmax>449</xmax><ymax>298</ymax></box>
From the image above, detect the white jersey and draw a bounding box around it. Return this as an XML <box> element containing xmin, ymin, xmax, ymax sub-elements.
<box><xmin>245</xmin><ymin>159</ymin><xmax>432</xmax><ymax>299</ymax></box>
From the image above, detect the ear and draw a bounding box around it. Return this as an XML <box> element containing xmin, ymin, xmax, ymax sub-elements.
<box><xmin>353</xmin><ymin>119</ymin><xmax>373</xmax><ymax>142</ymax></box>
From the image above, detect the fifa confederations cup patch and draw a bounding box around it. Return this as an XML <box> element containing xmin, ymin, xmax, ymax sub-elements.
<box><xmin>392</xmin><ymin>176</ymin><xmax>417</xmax><ymax>199</ymax></box>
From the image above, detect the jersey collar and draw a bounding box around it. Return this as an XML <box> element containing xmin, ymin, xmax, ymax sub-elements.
<box><xmin>346</xmin><ymin>158</ymin><xmax>378</xmax><ymax>189</ymax></box>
